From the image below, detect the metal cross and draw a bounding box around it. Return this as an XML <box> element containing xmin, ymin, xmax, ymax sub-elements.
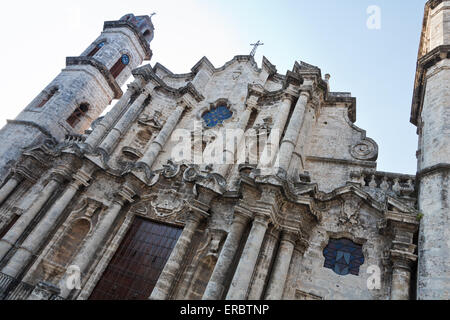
<box><xmin>250</xmin><ymin>40</ymin><xmax>264</xmax><ymax>57</ymax></box>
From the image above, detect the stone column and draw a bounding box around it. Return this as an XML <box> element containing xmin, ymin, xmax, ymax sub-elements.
<box><xmin>247</xmin><ymin>228</ymin><xmax>280</xmax><ymax>300</ymax></box>
<box><xmin>138</xmin><ymin>102</ymin><xmax>187</xmax><ymax>168</ymax></box>
<box><xmin>202</xmin><ymin>211</ymin><xmax>252</xmax><ymax>300</ymax></box>
<box><xmin>97</xmin><ymin>87</ymin><xmax>150</xmax><ymax>155</ymax></box>
<box><xmin>59</xmin><ymin>185</ymin><xmax>134</xmax><ymax>299</ymax></box>
<box><xmin>258</xmin><ymin>93</ymin><xmax>295</xmax><ymax>171</ymax></box>
<box><xmin>1</xmin><ymin>169</ymin><xmax>91</xmax><ymax>278</ymax></box>
<box><xmin>0</xmin><ymin>176</ymin><xmax>62</xmax><ymax>262</ymax></box>
<box><xmin>276</xmin><ymin>91</ymin><xmax>310</xmax><ymax>175</ymax></box>
<box><xmin>390</xmin><ymin>250</ymin><xmax>416</xmax><ymax>300</ymax></box>
<box><xmin>0</xmin><ymin>173</ymin><xmax>23</xmax><ymax>205</ymax></box>
<box><xmin>226</xmin><ymin>213</ymin><xmax>270</xmax><ymax>300</ymax></box>
<box><xmin>265</xmin><ymin>230</ymin><xmax>297</xmax><ymax>300</ymax></box>
<box><xmin>388</xmin><ymin>221</ymin><xmax>418</xmax><ymax>300</ymax></box>
<box><xmin>150</xmin><ymin>212</ymin><xmax>204</xmax><ymax>300</ymax></box>
<box><xmin>216</xmin><ymin>105</ymin><xmax>255</xmax><ymax>178</ymax></box>
<box><xmin>85</xmin><ymin>80</ymin><xmax>142</xmax><ymax>148</ymax></box>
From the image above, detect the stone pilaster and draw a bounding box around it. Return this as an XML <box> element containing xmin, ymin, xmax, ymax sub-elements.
<box><xmin>97</xmin><ymin>86</ymin><xmax>152</xmax><ymax>155</ymax></box>
<box><xmin>85</xmin><ymin>79</ymin><xmax>142</xmax><ymax>148</ymax></box>
<box><xmin>138</xmin><ymin>100</ymin><xmax>188</xmax><ymax>169</ymax></box>
<box><xmin>264</xmin><ymin>230</ymin><xmax>298</xmax><ymax>300</ymax></box>
<box><xmin>247</xmin><ymin>227</ymin><xmax>280</xmax><ymax>300</ymax></box>
<box><xmin>390</xmin><ymin>250</ymin><xmax>417</xmax><ymax>300</ymax></box>
<box><xmin>226</xmin><ymin>213</ymin><xmax>270</xmax><ymax>300</ymax></box>
<box><xmin>0</xmin><ymin>171</ymin><xmax>68</xmax><ymax>262</ymax></box>
<box><xmin>59</xmin><ymin>184</ymin><xmax>135</xmax><ymax>299</ymax></box>
<box><xmin>258</xmin><ymin>91</ymin><xmax>296</xmax><ymax>172</ymax></box>
<box><xmin>276</xmin><ymin>91</ymin><xmax>310</xmax><ymax>176</ymax></box>
<box><xmin>388</xmin><ymin>222</ymin><xmax>418</xmax><ymax>300</ymax></box>
<box><xmin>1</xmin><ymin>166</ymin><xmax>91</xmax><ymax>278</ymax></box>
<box><xmin>0</xmin><ymin>173</ymin><xmax>23</xmax><ymax>206</ymax></box>
<box><xmin>202</xmin><ymin>209</ymin><xmax>252</xmax><ymax>300</ymax></box>
<box><xmin>150</xmin><ymin>209</ymin><xmax>206</xmax><ymax>300</ymax></box>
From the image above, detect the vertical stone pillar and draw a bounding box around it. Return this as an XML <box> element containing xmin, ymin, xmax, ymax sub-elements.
<box><xmin>0</xmin><ymin>173</ymin><xmax>23</xmax><ymax>206</ymax></box>
<box><xmin>97</xmin><ymin>87</ymin><xmax>151</xmax><ymax>155</ymax></box>
<box><xmin>390</xmin><ymin>251</ymin><xmax>416</xmax><ymax>300</ymax></box>
<box><xmin>0</xmin><ymin>175</ymin><xmax>62</xmax><ymax>262</ymax></box>
<box><xmin>59</xmin><ymin>185</ymin><xmax>135</xmax><ymax>299</ymax></box>
<box><xmin>265</xmin><ymin>230</ymin><xmax>297</xmax><ymax>300</ymax></box>
<box><xmin>258</xmin><ymin>93</ymin><xmax>295</xmax><ymax>171</ymax></box>
<box><xmin>226</xmin><ymin>213</ymin><xmax>270</xmax><ymax>300</ymax></box>
<box><xmin>276</xmin><ymin>91</ymin><xmax>310</xmax><ymax>175</ymax></box>
<box><xmin>247</xmin><ymin>228</ymin><xmax>280</xmax><ymax>300</ymax></box>
<box><xmin>217</xmin><ymin>105</ymin><xmax>255</xmax><ymax>177</ymax></box>
<box><xmin>1</xmin><ymin>168</ymin><xmax>91</xmax><ymax>278</ymax></box>
<box><xmin>85</xmin><ymin>80</ymin><xmax>142</xmax><ymax>148</ymax></box>
<box><xmin>138</xmin><ymin>101</ymin><xmax>187</xmax><ymax>168</ymax></box>
<box><xmin>150</xmin><ymin>212</ymin><xmax>204</xmax><ymax>300</ymax></box>
<box><xmin>202</xmin><ymin>210</ymin><xmax>252</xmax><ymax>300</ymax></box>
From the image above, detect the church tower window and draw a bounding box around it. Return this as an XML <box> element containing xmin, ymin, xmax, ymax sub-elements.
<box><xmin>67</xmin><ymin>103</ymin><xmax>89</xmax><ymax>128</ymax></box>
<box><xmin>202</xmin><ymin>105</ymin><xmax>232</xmax><ymax>128</ymax></box>
<box><xmin>110</xmin><ymin>54</ymin><xmax>130</xmax><ymax>78</ymax></box>
<box><xmin>35</xmin><ymin>87</ymin><xmax>58</xmax><ymax>108</ymax></box>
<box><xmin>87</xmin><ymin>41</ymin><xmax>105</xmax><ymax>57</ymax></box>
<box><xmin>323</xmin><ymin>238</ymin><xmax>364</xmax><ymax>276</ymax></box>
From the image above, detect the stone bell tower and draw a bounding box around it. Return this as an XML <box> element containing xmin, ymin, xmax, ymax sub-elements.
<box><xmin>411</xmin><ymin>0</ymin><xmax>450</xmax><ymax>300</ymax></box>
<box><xmin>0</xmin><ymin>13</ymin><xmax>154</xmax><ymax>183</ymax></box>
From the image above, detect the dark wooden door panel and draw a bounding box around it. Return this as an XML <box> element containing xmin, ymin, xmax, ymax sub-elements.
<box><xmin>89</xmin><ymin>216</ymin><xmax>182</xmax><ymax>300</ymax></box>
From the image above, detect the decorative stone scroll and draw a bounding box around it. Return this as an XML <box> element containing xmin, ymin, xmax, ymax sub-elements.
<box><xmin>350</xmin><ymin>138</ymin><xmax>378</xmax><ymax>161</ymax></box>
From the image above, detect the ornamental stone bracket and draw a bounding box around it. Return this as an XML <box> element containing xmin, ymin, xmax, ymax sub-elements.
<box><xmin>27</xmin><ymin>281</ymin><xmax>61</xmax><ymax>300</ymax></box>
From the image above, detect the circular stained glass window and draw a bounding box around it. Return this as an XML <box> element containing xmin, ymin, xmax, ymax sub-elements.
<box><xmin>121</xmin><ymin>54</ymin><xmax>130</xmax><ymax>65</ymax></box>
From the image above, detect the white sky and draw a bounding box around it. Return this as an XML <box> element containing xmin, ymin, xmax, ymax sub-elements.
<box><xmin>0</xmin><ymin>0</ymin><xmax>426</xmax><ymax>174</ymax></box>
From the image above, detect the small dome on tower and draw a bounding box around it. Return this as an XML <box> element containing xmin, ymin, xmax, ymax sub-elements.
<box><xmin>120</xmin><ymin>13</ymin><xmax>155</xmax><ymax>44</ymax></box>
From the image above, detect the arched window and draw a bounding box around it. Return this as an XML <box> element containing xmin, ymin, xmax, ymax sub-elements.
<box><xmin>87</xmin><ymin>41</ymin><xmax>105</xmax><ymax>57</ymax></box>
<box><xmin>110</xmin><ymin>54</ymin><xmax>130</xmax><ymax>78</ymax></box>
<box><xmin>323</xmin><ymin>238</ymin><xmax>364</xmax><ymax>276</ymax></box>
<box><xmin>35</xmin><ymin>87</ymin><xmax>58</xmax><ymax>108</ymax></box>
<box><xmin>67</xmin><ymin>103</ymin><xmax>89</xmax><ymax>128</ymax></box>
<box><xmin>202</xmin><ymin>105</ymin><xmax>232</xmax><ymax>128</ymax></box>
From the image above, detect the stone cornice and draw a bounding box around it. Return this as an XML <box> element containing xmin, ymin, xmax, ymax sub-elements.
<box><xmin>66</xmin><ymin>56</ymin><xmax>123</xmax><ymax>99</ymax></box>
<box><xmin>411</xmin><ymin>45</ymin><xmax>450</xmax><ymax>126</ymax></box>
<box><xmin>132</xmin><ymin>64</ymin><xmax>204</xmax><ymax>103</ymax></box>
<box><xmin>417</xmin><ymin>163</ymin><xmax>450</xmax><ymax>178</ymax></box>
<box><xmin>6</xmin><ymin>120</ymin><xmax>54</xmax><ymax>139</ymax></box>
<box><xmin>103</xmin><ymin>20</ymin><xmax>152</xmax><ymax>60</ymax></box>
<box><xmin>428</xmin><ymin>0</ymin><xmax>444</xmax><ymax>9</ymax></box>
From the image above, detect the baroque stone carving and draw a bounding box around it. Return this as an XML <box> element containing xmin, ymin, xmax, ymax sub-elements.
<box><xmin>150</xmin><ymin>189</ymin><xmax>186</xmax><ymax>218</ymax></box>
<box><xmin>339</xmin><ymin>196</ymin><xmax>362</xmax><ymax>226</ymax></box>
<box><xmin>350</xmin><ymin>139</ymin><xmax>378</xmax><ymax>161</ymax></box>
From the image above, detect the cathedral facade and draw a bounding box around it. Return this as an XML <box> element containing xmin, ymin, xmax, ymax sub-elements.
<box><xmin>0</xmin><ymin>1</ymin><xmax>447</xmax><ymax>300</ymax></box>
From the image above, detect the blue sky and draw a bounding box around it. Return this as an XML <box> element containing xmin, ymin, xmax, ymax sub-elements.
<box><xmin>0</xmin><ymin>0</ymin><xmax>427</xmax><ymax>174</ymax></box>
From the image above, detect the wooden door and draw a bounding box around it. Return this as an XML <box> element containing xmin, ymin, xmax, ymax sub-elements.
<box><xmin>89</xmin><ymin>216</ymin><xmax>182</xmax><ymax>300</ymax></box>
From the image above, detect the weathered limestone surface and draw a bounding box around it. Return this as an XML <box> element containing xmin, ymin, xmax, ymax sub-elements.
<box><xmin>0</xmin><ymin>3</ymin><xmax>447</xmax><ymax>301</ymax></box>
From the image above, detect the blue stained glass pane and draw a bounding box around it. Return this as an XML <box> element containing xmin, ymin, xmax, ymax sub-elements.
<box><xmin>202</xmin><ymin>105</ymin><xmax>232</xmax><ymax>127</ymax></box>
<box><xmin>323</xmin><ymin>238</ymin><xmax>364</xmax><ymax>276</ymax></box>
<box><xmin>121</xmin><ymin>54</ymin><xmax>130</xmax><ymax>65</ymax></box>
<box><xmin>97</xmin><ymin>42</ymin><xmax>105</xmax><ymax>48</ymax></box>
